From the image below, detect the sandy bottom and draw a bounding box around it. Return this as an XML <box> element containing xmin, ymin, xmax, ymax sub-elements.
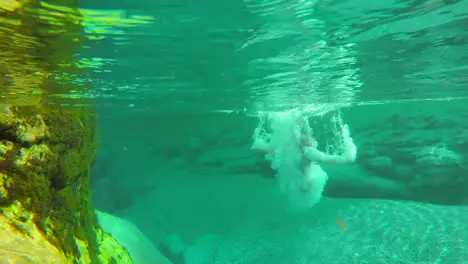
<box><xmin>119</xmin><ymin>166</ymin><xmax>468</xmax><ymax>264</ymax></box>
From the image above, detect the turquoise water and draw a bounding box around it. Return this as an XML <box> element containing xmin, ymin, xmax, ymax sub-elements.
<box><xmin>3</xmin><ymin>0</ymin><xmax>468</xmax><ymax>263</ymax></box>
<box><xmin>93</xmin><ymin>99</ymin><xmax>468</xmax><ymax>263</ymax></box>
<box><xmin>74</xmin><ymin>0</ymin><xmax>468</xmax><ymax>114</ymax></box>
<box><xmin>88</xmin><ymin>0</ymin><xmax>468</xmax><ymax>263</ymax></box>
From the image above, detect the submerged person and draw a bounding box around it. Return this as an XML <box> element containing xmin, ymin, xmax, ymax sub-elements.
<box><xmin>251</xmin><ymin>111</ymin><xmax>357</xmax><ymax>208</ymax></box>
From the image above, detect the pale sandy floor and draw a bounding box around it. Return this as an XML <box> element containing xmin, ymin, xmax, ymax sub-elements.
<box><xmin>117</xmin><ymin>163</ymin><xmax>468</xmax><ymax>264</ymax></box>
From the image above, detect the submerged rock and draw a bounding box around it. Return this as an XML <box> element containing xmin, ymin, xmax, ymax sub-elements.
<box><xmin>96</xmin><ymin>210</ymin><xmax>173</xmax><ymax>264</ymax></box>
<box><xmin>415</xmin><ymin>145</ymin><xmax>462</xmax><ymax>166</ymax></box>
<box><xmin>0</xmin><ymin>0</ymin><xmax>134</xmax><ymax>263</ymax></box>
<box><xmin>366</xmin><ymin>156</ymin><xmax>393</xmax><ymax>169</ymax></box>
<box><xmin>0</xmin><ymin>104</ymin><xmax>136</xmax><ymax>263</ymax></box>
<box><xmin>0</xmin><ymin>202</ymin><xmax>67</xmax><ymax>263</ymax></box>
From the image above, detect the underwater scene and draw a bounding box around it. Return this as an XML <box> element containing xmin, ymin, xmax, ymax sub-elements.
<box><xmin>1</xmin><ymin>0</ymin><xmax>468</xmax><ymax>263</ymax></box>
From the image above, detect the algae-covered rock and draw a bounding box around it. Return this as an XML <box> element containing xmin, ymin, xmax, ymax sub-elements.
<box><xmin>73</xmin><ymin>226</ymin><xmax>134</xmax><ymax>264</ymax></box>
<box><xmin>0</xmin><ymin>202</ymin><xmax>67</xmax><ymax>263</ymax></box>
<box><xmin>0</xmin><ymin>103</ymin><xmax>140</xmax><ymax>264</ymax></box>
<box><xmin>96</xmin><ymin>210</ymin><xmax>173</xmax><ymax>264</ymax></box>
<box><xmin>0</xmin><ymin>104</ymin><xmax>109</xmax><ymax>263</ymax></box>
<box><xmin>97</xmin><ymin>230</ymin><xmax>134</xmax><ymax>264</ymax></box>
<box><xmin>0</xmin><ymin>0</ymin><xmax>135</xmax><ymax>263</ymax></box>
<box><xmin>0</xmin><ymin>201</ymin><xmax>134</xmax><ymax>264</ymax></box>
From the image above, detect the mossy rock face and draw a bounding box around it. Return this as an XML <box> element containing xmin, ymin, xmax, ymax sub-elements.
<box><xmin>0</xmin><ymin>0</ymin><xmax>133</xmax><ymax>262</ymax></box>
<box><xmin>0</xmin><ymin>106</ymin><xmax>134</xmax><ymax>263</ymax></box>
<box><xmin>0</xmin><ymin>105</ymin><xmax>104</xmax><ymax>262</ymax></box>
<box><xmin>96</xmin><ymin>229</ymin><xmax>134</xmax><ymax>264</ymax></box>
<box><xmin>0</xmin><ymin>201</ymin><xmax>133</xmax><ymax>264</ymax></box>
<box><xmin>0</xmin><ymin>202</ymin><xmax>68</xmax><ymax>263</ymax></box>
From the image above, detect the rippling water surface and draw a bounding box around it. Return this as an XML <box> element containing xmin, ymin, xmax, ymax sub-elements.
<box><xmin>3</xmin><ymin>0</ymin><xmax>468</xmax><ymax>113</ymax></box>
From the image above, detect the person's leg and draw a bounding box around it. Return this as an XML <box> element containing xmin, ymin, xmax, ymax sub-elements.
<box><xmin>298</xmin><ymin>163</ymin><xmax>329</xmax><ymax>206</ymax></box>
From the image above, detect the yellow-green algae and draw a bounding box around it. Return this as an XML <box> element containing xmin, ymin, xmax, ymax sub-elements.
<box><xmin>0</xmin><ymin>0</ymin><xmax>133</xmax><ymax>263</ymax></box>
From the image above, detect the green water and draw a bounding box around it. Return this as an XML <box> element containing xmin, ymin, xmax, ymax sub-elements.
<box><xmin>92</xmin><ymin>98</ymin><xmax>468</xmax><ymax>263</ymax></box>
<box><xmin>3</xmin><ymin>0</ymin><xmax>468</xmax><ymax>263</ymax></box>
